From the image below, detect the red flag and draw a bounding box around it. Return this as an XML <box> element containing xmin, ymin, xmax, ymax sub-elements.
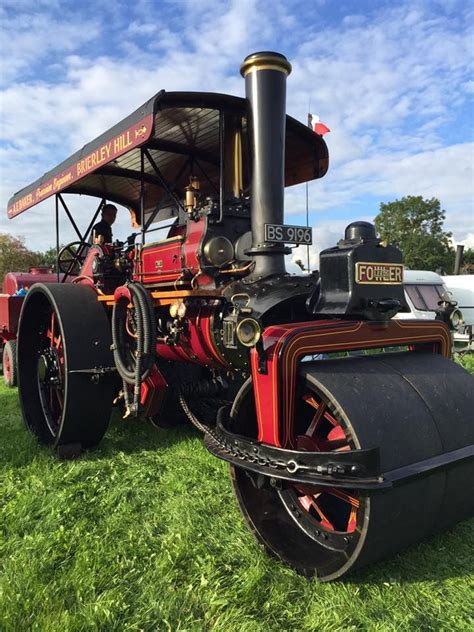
<box><xmin>308</xmin><ymin>113</ymin><xmax>330</xmax><ymax>136</ymax></box>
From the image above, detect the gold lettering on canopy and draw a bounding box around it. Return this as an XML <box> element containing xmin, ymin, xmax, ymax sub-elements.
<box><xmin>7</xmin><ymin>114</ymin><xmax>153</xmax><ymax>218</ymax></box>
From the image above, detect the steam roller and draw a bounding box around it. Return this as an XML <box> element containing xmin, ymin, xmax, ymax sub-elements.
<box><xmin>8</xmin><ymin>48</ymin><xmax>474</xmax><ymax>580</ymax></box>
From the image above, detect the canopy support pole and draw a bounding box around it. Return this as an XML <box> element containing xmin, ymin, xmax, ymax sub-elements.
<box><xmin>140</xmin><ymin>148</ymin><xmax>145</xmax><ymax>246</ymax></box>
<box><xmin>55</xmin><ymin>195</ymin><xmax>60</xmax><ymax>282</ymax></box>
<box><xmin>143</xmin><ymin>156</ymin><xmax>193</xmax><ymax>232</ymax></box>
<box><xmin>57</xmin><ymin>194</ymin><xmax>85</xmax><ymax>243</ymax></box>
<box><xmin>218</xmin><ymin>110</ymin><xmax>224</xmax><ymax>224</ymax></box>
<box><xmin>84</xmin><ymin>198</ymin><xmax>105</xmax><ymax>243</ymax></box>
<box><xmin>143</xmin><ymin>148</ymin><xmax>184</xmax><ymax>212</ymax></box>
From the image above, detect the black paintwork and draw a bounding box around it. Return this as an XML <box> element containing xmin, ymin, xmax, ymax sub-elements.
<box><xmin>311</xmin><ymin>222</ymin><xmax>406</xmax><ymax>320</ymax></box>
<box><xmin>244</xmin><ymin>62</ymin><xmax>290</xmax><ymax>278</ymax></box>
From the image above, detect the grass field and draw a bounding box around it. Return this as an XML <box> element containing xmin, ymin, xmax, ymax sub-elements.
<box><xmin>1</xmin><ymin>357</ymin><xmax>473</xmax><ymax>631</ymax></box>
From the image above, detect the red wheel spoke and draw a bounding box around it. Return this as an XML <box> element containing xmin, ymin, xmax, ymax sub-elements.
<box><xmin>323</xmin><ymin>410</ymin><xmax>339</xmax><ymax>427</ymax></box>
<box><xmin>304</xmin><ymin>398</ymin><xmax>327</xmax><ymax>437</ymax></box>
<box><xmin>298</xmin><ymin>494</ymin><xmax>335</xmax><ymax>531</ymax></box>
<box><xmin>346</xmin><ymin>507</ymin><xmax>358</xmax><ymax>533</ymax></box>
<box><xmin>298</xmin><ymin>494</ymin><xmax>314</xmax><ymax>512</ymax></box>
<box><xmin>294</xmin><ymin>389</ymin><xmax>361</xmax><ymax>535</ymax></box>
<box><xmin>303</xmin><ymin>394</ymin><xmax>319</xmax><ymax>410</ymax></box>
<box><xmin>333</xmin><ymin>444</ymin><xmax>352</xmax><ymax>452</ymax></box>
<box><xmin>318</xmin><ymin>438</ymin><xmax>349</xmax><ymax>451</ymax></box>
<box><xmin>55</xmin><ymin>388</ymin><xmax>63</xmax><ymax>407</ymax></box>
<box><xmin>326</xmin><ymin>487</ymin><xmax>360</xmax><ymax>508</ymax></box>
<box><xmin>312</xmin><ymin>498</ymin><xmax>335</xmax><ymax>531</ymax></box>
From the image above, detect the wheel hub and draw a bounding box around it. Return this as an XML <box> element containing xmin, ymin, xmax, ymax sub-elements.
<box><xmin>37</xmin><ymin>349</ymin><xmax>61</xmax><ymax>385</ymax></box>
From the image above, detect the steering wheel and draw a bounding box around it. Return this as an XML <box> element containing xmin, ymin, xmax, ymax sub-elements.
<box><xmin>57</xmin><ymin>241</ymin><xmax>91</xmax><ymax>275</ymax></box>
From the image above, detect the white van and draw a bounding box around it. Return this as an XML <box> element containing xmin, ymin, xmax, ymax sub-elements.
<box><xmin>394</xmin><ymin>270</ymin><xmax>466</xmax><ymax>350</ymax></box>
<box><xmin>396</xmin><ymin>270</ymin><xmax>451</xmax><ymax>321</ymax></box>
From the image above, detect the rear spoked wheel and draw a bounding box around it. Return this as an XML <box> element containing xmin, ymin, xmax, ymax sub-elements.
<box><xmin>17</xmin><ymin>283</ymin><xmax>115</xmax><ymax>452</ymax></box>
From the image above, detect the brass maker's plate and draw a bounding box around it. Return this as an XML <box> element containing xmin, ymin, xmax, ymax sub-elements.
<box><xmin>355</xmin><ymin>262</ymin><xmax>403</xmax><ymax>284</ymax></box>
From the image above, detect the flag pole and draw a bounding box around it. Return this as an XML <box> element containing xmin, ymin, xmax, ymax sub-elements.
<box><xmin>305</xmin><ymin>181</ymin><xmax>310</xmax><ymax>272</ymax></box>
<box><xmin>306</xmin><ymin>110</ymin><xmax>311</xmax><ymax>272</ymax></box>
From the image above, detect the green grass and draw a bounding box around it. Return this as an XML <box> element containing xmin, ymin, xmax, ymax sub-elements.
<box><xmin>1</xmin><ymin>369</ymin><xmax>473</xmax><ymax>631</ymax></box>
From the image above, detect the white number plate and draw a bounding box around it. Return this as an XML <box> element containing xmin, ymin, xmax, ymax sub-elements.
<box><xmin>264</xmin><ymin>224</ymin><xmax>313</xmax><ymax>245</ymax></box>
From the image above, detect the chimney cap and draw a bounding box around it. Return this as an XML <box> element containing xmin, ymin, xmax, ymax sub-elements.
<box><xmin>240</xmin><ymin>51</ymin><xmax>292</xmax><ymax>78</ymax></box>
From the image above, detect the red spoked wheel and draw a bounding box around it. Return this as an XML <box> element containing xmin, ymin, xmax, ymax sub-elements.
<box><xmin>3</xmin><ymin>339</ymin><xmax>18</xmax><ymax>387</ymax></box>
<box><xmin>37</xmin><ymin>311</ymin><xmax>65</xmax><ymax>438</ymax></box>
<box><xmin>273</xmin><ymin>388</ymin><xmax>366</xmax><ymax>568</ymax></box>
<box><xmin>17</xmin><ymin>283</ymin><xmax>115</xmax><ymax>451</ymax></box>
<box><xmin>281</xmin><ymin>392</ymin><xmax>360</xmax><ymax>536</ymax></box>
<box><xmin>230</xmin><ymin>372</ymin><xmax>370</xmax><ymax>581</ymax></box>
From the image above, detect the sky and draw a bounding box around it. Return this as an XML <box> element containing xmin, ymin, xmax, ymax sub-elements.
<box><xmin>0</xmin><ymin>0</ymin><xmax>473</xmax><ymax>268</ymax></box>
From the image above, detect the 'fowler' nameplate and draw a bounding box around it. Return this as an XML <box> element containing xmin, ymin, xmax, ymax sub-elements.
<box><xmin>355</xmin><ymin>262</ymin><xmax>403</xmax><ymax>284</ymax></box>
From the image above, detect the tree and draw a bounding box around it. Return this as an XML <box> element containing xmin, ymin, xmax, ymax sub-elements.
<box><xmin>461</xmin><ymin>248</ymin><xmax>474</xmax><ymax>274</ymax></box>
<box><xmin>374</xmin><ymin>196</ymin><xmax>454</xmax><ymax>272</ymax></box>
<box><xmin>38</xmin><ymin>246</ymin><xmax>58</xmax><ymax>268</ymax></box>
<box><xmin>0</xmin><ymin>233</ymin><xmax>44</xmax><ymax>281</ymax></box>
<box><xmin>294</xmin><ymin>258</ymin><xmax>306</xmax><ymax>271</ymax></box>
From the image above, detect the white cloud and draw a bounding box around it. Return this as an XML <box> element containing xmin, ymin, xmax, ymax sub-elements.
<box><xmin>0</xmin><ymin>0</ymin><xmax>473</xmax><ymax>251</ymax></box>
<box><xmin>457</xmin><ymin>233</ymin><xmax>474</xmax><ymax>249</ymax></box>
<box><xmin>290</xmin><ymin>218</ymin><xmax>371</xmax><ymax>271</ymax></box>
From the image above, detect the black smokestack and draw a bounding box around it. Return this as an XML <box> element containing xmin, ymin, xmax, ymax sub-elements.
<box><xmin>240</xmin><ymin>52</ymin><xmax>292</xmax><ymax>279</ymax></box>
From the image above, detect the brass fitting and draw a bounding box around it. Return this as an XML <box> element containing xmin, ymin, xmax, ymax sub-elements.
<box><xmin>240</xmin><ymin>51</ymin><xmax>292</xmax><ymax>78</ymax></box>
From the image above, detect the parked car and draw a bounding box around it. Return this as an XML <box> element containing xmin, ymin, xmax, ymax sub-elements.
<box><xmin>395</xmin><ymin>270</ymin><xmax>464</xmax><ymax>340</ymax></box>
<box><xmin>443</xmin><ymin>275</ymin><xmax>474</xmax><ymax>352</ymax></box>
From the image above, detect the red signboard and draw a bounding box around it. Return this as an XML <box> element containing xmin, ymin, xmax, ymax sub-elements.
<box><xmin>7</xmin><ymin>114</ymin><xmax>154</xmax><ymax>218</ymax></box>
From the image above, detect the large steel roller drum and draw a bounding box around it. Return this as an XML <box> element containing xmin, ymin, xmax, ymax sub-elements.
<box><xmin>231</xmin><ymin>352</ymin><xmax>474</xmax><ymax>580</ymax></box>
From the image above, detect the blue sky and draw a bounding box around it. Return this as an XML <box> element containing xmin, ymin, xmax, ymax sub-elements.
<box><xmin>0</xmin><ymin>0</ymin><xmax>473</xmax><ymax>264</ymax></box>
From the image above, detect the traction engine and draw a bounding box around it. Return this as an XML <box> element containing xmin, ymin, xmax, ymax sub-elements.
<box><xmin>0</xmin><ymin>267</ymin><xmax>57</xmax><ymax>387</ymax></box>
<box><xmin>10</xmin><ymin>52</ymin><xmax>473</xmax><ymax>580</ymax></box>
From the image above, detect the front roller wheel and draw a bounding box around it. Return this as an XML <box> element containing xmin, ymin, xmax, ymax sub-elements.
<box><xmin>17</xmin><ymin>283</ymin><xmax>115</xmax><ymax>451</ymax></box>
<box><xmin>231</xmin><ymin>352</ymin><xmax>474</xmax><ymax>580</ymax></box>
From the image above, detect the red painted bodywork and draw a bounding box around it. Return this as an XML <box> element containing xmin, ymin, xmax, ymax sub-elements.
<box><xmin>77</xmin><ymin>245</ymin><xmax>104</xmax><ymax>285</ymax></box>
<box><xmin>1</xmin><ymin>268</ymin><xmax>58</xmax><ymax>342</ymax></box>
<box><xmin>139</xmin><ymin>238</ymin><xmax>184</xmax><ymax>284</ymax></box>
<box><xmin>155</xmin><ymin>303</ymin><xmax>227</xmax><ymax>368</ymax></box>
<box><xmin>250</xmin><ymin>319</ymin><xmax>451</xmax><ymax>448</ymax></box>
<box><xmin>2</xmin><ymin>268</ymin><xmax>56</xmax><ymax>295</ymax></box>
<box><xmin>0</xmin><ymin>296</ymin><xmax>23</xmax><ymax>339</ymax></box>
<box><xmin>140</xmin><ymin>366</ymin><xmax>168</xmax><ymax>417</ymax></box>
<box><xmin>182</xmin><ymin>217</ymin><xmax>214</xmax><ymax>287</ymax></box>
<box><xmin>136</xmin><ymin>217</ymin><xmax>213</xmax><ymax>287</ymax></box>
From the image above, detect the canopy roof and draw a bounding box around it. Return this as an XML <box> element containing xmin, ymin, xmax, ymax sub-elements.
<box><xmin>7</xmin><ymin>91</ymin><xmax>329</xmax><ymax>223</ymax></box>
